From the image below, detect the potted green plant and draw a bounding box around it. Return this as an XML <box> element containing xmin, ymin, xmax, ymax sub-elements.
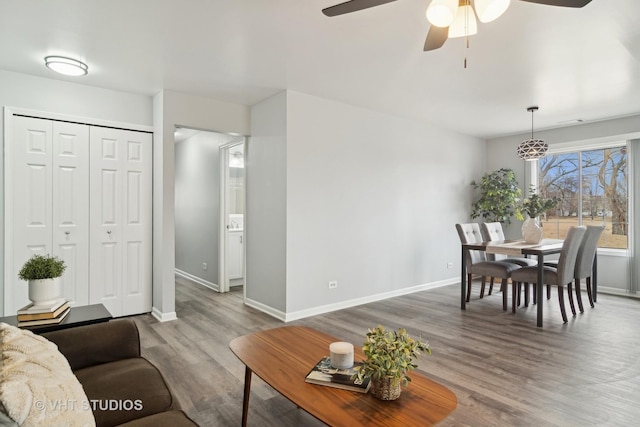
<box><xmin>471</xmin><ymin>168</ymin><xmax>524</xmax><ymax>225</ymax></box>
<box><xmin>18</xmin><ymin>254</ymin><xmax>66</xmax><ymax>306</ymax></box>
<box><xmin>520</xmin><ymin>186</ymin><xmax>559</xmax><ymax>243</ymax></box>
<box><xmin>354</xmin><ymin>325</ymin><xmax>431</xmax><ymax>401</ymax></box>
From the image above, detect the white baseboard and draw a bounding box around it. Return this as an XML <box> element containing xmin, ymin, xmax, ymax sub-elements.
<box><xmin>244</xmin><ymin>297</ymin><xmax>286</xmax><ymax>322</ymax></box>
<box><xmin>175</xmin><ymin>268</ymin><xmax>219</xmax><ymax>292</ymax></box>
<box><xmin>151</xmin><ymin>306</ymin><xmax>177</xmax><ymax>322</ymax></box>
<box><xmin>240</xmin><ymin>277</ymin><xmax>457</xmax><ymax>323</ymax></box>
<box><xmin>283</xmin><ymin>278</ymin><xmax>457</xmax><ymax>322</ymax></box>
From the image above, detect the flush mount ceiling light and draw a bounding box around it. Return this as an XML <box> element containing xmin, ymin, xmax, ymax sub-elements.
<box><xmin>44</xmin><ymin>56</ymin><xmax>88</xmax><ymax>76</ymax></box>
<box><xmin>517</xmin><ymin>106</ymin><xmax>548</xmax><ymax>161</ymax></box>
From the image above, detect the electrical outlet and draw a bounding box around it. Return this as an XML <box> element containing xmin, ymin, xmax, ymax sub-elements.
<box><xmin>202</xmin><ymin>262</ymin><xmax>208</xmax><ymax>271</ymax></box>
<box><xmin>328</xmin><ymin>280</ymin><xmax>338</xmax><ymax>289</ymax></box>
<box><xmin>447</xmin><ymin>262</ymin><xmax>453</xmax><ymax>269</ymax></box>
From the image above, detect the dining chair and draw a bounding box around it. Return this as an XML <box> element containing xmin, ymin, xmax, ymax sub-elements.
<box><xmin>480</xmin><ymin>222</ymin><xmax>538</xmax><ymax>297</ymax></box>
<box><xmin>511</xmin><ymin>226</ymin><xmax>586</xmax><ymax>323</ymax></box>
<box><xmin>544</xmin><ymin>225</ymin><xmax>604</xmax><ymax>313</ymax></box>
<box><xmin>456</xmin><ymin>223</ymin><xmax>521</xmax><ymax>310</ymax></box>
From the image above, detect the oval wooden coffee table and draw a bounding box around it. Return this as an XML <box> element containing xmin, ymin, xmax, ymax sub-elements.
<box><xmin>230</xmin><ymin>326</ymin><xmax>457</xmax><ymax>426</ymax></box>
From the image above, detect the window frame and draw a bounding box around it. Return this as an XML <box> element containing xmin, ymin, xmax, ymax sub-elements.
<box><xmin>533</xmin><ymin>140</ymin><xmax>630</xmax><ymax>256</ymax></box>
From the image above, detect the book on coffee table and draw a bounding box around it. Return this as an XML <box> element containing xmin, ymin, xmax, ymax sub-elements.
<box><xmin>305</xmin><ymin>356</ymin><xmax>371</xmax><ymax>393</ymax></box>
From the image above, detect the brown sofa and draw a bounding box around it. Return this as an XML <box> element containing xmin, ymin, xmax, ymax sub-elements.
<box><xmin>43</xmin><ymin>319</ymin><xmax>198</xmax><ymax>427</ymax></box>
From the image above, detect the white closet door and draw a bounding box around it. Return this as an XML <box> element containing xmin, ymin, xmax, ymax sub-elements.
<box><xmin>53</xmin><ymin>122</ymin><xmax>90</xmax><ymax>306</ymax></box>
<box><xmin>8</xmin><ymin>117</ymin><xmax>53</xmax><ymax>313</ymax></box>
<box><xmin>90</xmin><ymin>127</ymin><xmax>152</xmax><ymax>316</ymax></box>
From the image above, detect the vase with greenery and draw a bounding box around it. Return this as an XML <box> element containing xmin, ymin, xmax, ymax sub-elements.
<box><xmin>471</xmin><ymin>168</ymin><xmax>523</xmax><ymax>225</ymax></box>
<box><xmin>520</xmin><ymin>186</ymin><xmax>559</xmax><ymax>220</ymax></box>
<box><xmin>18</xmin><ymin>254</ymin><xmax>66</xmax><ymax>306</ymax></box>
<box><xmin>519</xmin><ymin>187</ymin><xmax>559</xmax><ymax>243</ymax></box>
<box><xmin>354</xmin><ymin>325</ymin><xmax>431</xmax><ymax>400</ymax></box>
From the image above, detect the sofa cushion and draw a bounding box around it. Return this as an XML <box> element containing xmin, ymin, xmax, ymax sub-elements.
<box><xmin>0</xmin><ymin>322</ymin><xmax>95</xmax><ymax>426</ymax></box>
<box><xmin>116</xmin><ymin>410</ymin><xmax>199</xmax><ymax>427</ymax></box>
<box><xmin>75</xmin><ymin>358</ymin><xmax>175</xmax><ymax>427</ymax></box>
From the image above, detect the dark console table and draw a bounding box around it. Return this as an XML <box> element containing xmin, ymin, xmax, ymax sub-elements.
<box><xmin>0</xmin><ymin>303</ymin><xmax>112</xmax><ymax>334</ymax></box>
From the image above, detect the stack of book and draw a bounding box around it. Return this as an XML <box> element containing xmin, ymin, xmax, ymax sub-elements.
<box><xmin>17</xmin><ymin>299</ymin><xmax>70</xmax><ymax>327</ymax></box>
<box><xmin>305</xmin><ymin>356</ymin><xmax>371</xmax><ymax>393</ymax></box>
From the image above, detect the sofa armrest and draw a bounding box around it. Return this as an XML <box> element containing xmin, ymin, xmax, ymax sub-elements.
<box><xmin>42</xmin><ymin>319</ymin><xmax>141</xmax><ymax>371</ymax></box>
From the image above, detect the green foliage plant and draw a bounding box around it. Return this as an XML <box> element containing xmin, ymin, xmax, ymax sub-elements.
<box><xmin>354</xmin><ymin>325</ymin><xmax>431</xmax><ymax>388</ymax></box>
<box><xmin>18</xmin><ymin>254</ymin><xmax>66</xmax><ymax>281</ymax></box>
<box><xmin>521</xmin><ymin>186</ymin><xmax>559</xmax><ymax>219</ymax></box>
<box><xmin>471</xmin><ymin>168</ymin><xmax>523</xmax><ymax>225</ymax></box>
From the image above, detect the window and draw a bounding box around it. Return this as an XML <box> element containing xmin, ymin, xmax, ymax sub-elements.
<box><xmin>538</xmin><ymin>145</ymin><xmax>628</xmax><ymax>250</ymax></box>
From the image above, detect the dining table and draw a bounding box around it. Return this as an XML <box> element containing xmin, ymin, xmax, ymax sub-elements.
<box><xmin>460</xmin><ymin>238</ymin><xmax>598</xmax><ymax>327</ymax></box>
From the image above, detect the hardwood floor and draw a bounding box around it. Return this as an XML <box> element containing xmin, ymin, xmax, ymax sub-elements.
<box><xmin>134</xmin><ymin>278</ymin><xmax>640</xmax><ymax>426</ymax></box>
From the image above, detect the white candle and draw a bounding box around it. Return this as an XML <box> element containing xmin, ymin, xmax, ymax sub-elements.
<box><xmin>329</xmin><ymin>341</ymin><xmax>354</xmax><ymax>369</ymax></box>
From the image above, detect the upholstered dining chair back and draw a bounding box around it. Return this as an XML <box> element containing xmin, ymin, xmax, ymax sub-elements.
<box><xmin>456</xmin><ymin>223</ymin><xmax>487</xmax><ymax>267</ymax></box>
<box><xmin>575</xmin><ymin>225</ymin><xmax>605</xmax><ymax>279</ymax></box>
<box><xmin>556</xmin><ymin>226</ymin><xmax>587</xmax><ymax>286</ymax></box>
<box><xmin>481</xmin><ymin>222</ymin><xmax>507</xmax><ymax>261</ymax></box>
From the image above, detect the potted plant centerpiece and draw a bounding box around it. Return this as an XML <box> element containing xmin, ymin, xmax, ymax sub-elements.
<box><xmin>520</xmin><ymin>186</ymin><xmax>559</xmax><ymax>243</ymax></box>
<box><xmin>18</xmin><ymin>254</ymin><xmax>66</xmax><ymax>306</ymax></box>
<box><xmin>354</xmin><ymin>325</ymin><xmax>431</xmax><ymax>401</ymax></box>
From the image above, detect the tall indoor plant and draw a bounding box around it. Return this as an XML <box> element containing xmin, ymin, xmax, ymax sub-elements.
<box><xmin>471</xmin><ymin>168</ymin><xmax>523</xmax><ymax>225</ymax></box>
<box><xmin>18</xmin><ymin>254</ymin><xmax>66</xmax><ymax>306</ymax></box>
<box><xmin>354</xmin><ymin>325</ymin><xmax>431</xmax><ymax>400</ymax></box>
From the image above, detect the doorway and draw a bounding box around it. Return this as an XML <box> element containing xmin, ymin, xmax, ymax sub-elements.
<box><xmin>219</xmin><ymin>140</ymin><xmax>245</xmax><ymax>293</ymax></box>
<box><xmin>174</xmin><ymin>126</ymin><xmax>244</xmax><ymax>294</ymax></box>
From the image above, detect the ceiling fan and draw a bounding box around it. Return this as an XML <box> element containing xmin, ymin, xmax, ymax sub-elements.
<box><xmin>322</xmin><ymin>0</ymin><xmax>592</xmax><ymax>52</ymax></box>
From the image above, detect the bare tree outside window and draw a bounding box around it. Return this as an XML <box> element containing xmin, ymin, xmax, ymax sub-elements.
<box><xmin>538</xmin><ymin>146</ymin><xmax>628</xmax><ymax>249</ymax></box>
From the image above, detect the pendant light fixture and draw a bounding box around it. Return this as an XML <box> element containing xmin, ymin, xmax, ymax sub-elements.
<box><xmin>44</xmin><ymin>56</ymin><xmax>88</xmax><ymax>76</ymax></box>
<box><xmin>517</xmin><ymin>106</ymin><xmax>548</xmax><ymax>161</ymax></box>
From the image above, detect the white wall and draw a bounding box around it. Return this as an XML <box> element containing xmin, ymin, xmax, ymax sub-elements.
<box><xmin>0</xmin><ymin>70</ymin><xmax>152</xmax><ymax>316</ymax></box>
<box><xmin>487</xmin><ymin>114</ymin><xmax>640</xmax><ymax>293</ymax></box>
<box><xmin>246</xmin><ymin>92</ymin><xmax>288</xmax><ymax>314</ymax></box>
<box><xmin>175</xmin><ymin>131</ymin><xmax>236</xmax><ymax>288</ymax></box>
<box><xmin>248</xmin><ymin>90</ymin><xmax>486</xmax><ymax>320</ymax></box>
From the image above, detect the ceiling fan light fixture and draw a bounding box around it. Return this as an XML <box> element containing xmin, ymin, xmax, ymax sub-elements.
<box><xmin>473</xmin><ymin>0</ymin><xmax>510</xmax><ymax>23</ymax></box>
<box><xmin>426</xmin><ymin>0</ymin><xmax>458</xmax><ymax>27</ymax></box>
<box><xmin>448</xmin><ymin>2</ymin><xmax>478</xmax><ymax>38</ymax></box>
<box><xmin>44</xmin><ymin>56</ymin><xmax>88</xmax><ymax>76</ymax></box>
<box><xmin>517</xmin><ymin>106</ymin><xmax>548</xmax><ymax>161</ymax></box>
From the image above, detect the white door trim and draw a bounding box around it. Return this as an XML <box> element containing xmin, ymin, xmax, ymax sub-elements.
<box><xmin>218</xmin><ymin>139</ymin><xmax>245</xmax><ymax>294</ymax></box>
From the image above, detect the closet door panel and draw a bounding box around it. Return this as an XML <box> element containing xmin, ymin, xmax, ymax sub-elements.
<box><xmin>90</xmin><ymin>127</ymin><xmax>151</xmax><ymax>317</ymax></box>
<box><xmin>122</xmin><ymin>132</ymin><xmax>152</xmax><ymax>315</ymax></box>
<box><xmin>53</xmin><ymin>122</ymin><xmax>89</xmax><ymax>306</ymax></box>
<box><xmin>8</xmin><ymin>117</ymin><xmax>53</xmax><ymax>313</ymax></box>
<box><xmin>89</xmin><ymin>128</ymin><xmax>123</xmax><ymax>316</ymax></box>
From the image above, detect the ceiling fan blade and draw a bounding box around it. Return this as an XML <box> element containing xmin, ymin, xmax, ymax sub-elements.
<box><xmin>424</xmin><ymin>26</ymin><xmax>449</xmax><ymax>52</ymax></box>
<box><xmin>322</xmin><ymin>0</ymin><xmax>397</xmax><ymax>17</ymax></box>
<box><xmin>518</xmin><ymin>0</ymin><xmax>592</xmax><ymax>7</ymax></box>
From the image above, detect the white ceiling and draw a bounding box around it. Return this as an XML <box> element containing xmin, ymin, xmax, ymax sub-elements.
<box><xmin>0</xmin><ymin>0</ymin><xmax>638</xmax><ymax>139</ymax></box>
